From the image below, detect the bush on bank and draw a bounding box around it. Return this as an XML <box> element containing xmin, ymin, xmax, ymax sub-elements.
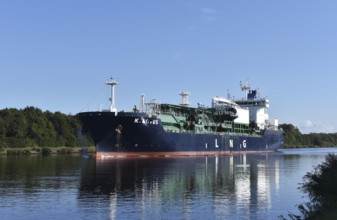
<box><xmin>280</xmin><ymin>153</ymin><xmax>337</xmax><ymax>220</ymax></box>
<box><xmin>0</xmin><ymin>146</ymin><xmax>96</xmax><ymax>156</ymax></box>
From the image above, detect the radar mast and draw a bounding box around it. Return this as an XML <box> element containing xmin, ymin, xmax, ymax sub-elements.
<box><xmin>240</xmin><ymin>81</ymin><xmax>250</xmax><ymax>100</ymax></box>
<box><xmin>179</xmin><ymin>92</ymin><xmax>190</xmax><ymax>106</ymax></box>
<box><xmin>105</xmin><ymin>77</ymin><xmax>118</xmax><ymax>113</ymax></box>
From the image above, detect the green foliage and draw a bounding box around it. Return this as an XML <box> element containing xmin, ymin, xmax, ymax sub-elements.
<box><xmin>301</xmin><ymin>154</ymin><xmax>337</xmax><ymax>207</ymax></box>
<box><xmin>281</xmin><ymin>154</ymin><xmax>337</xmax><ymax>220</ymax></box>
<box><xmin>279</xmin><ymin>124</ymin><xmax>337</xmax><ymax>148</ymax></box>
<box><xmin>42</xmin><ymin>147</ymin><xmax>52</xmax><ymax>155</ymax></box>
<box><xmin>279</xmin><ymin>124</ymin><xmax>302</xmax><ymax>148</ymax></box>
<box><xmin>0</xmin><ymin>107</ymin><xmax>91</xmax><ymax>148</ymax></box>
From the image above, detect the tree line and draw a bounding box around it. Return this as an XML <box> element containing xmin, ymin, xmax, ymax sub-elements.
<box><xmin>280</xmin><ymin>124</ymin><xmax>337</xmax><ymax>148</ymax></box>
<box><xmin>0</xmin><ymin>107</ymin><xmax>90</xmax><ymax>148</ymax></box>
<box><xmin>0</xmin><ymin>107</ymin><xmax>336</xmax><ymax>149</ymax></box>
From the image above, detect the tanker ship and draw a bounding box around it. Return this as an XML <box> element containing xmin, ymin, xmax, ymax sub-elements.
<box><xmin>78</xmin><ymin>77</ymin><xmax>283</xmax><ymax>157</ymax></box>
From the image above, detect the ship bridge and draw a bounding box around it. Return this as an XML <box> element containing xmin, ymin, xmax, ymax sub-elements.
<box><xmin>235</xmin><ymin>97</ymin><xmax>270</xmax><ymax>108</ymax></box>
<box><xmin>235</xmin><ymin>87</ymin><xmax>269</xmax><ymax>108</ymax></box>
<box><xmin>234</xmin><ymin>83</ymin><xmax>273</xmax><ymax>130</ymax></box>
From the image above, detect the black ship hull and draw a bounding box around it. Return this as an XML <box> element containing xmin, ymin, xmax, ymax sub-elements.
<box><xmin>79</xmin><ymin>112</ymin><xmax>284</xmax><ymax>157</ymax></box>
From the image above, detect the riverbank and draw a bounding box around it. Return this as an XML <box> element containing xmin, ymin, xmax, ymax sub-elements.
<box><xmin>0</xmin><ymin>146</ymin><xmax>96</xmax><ymax>156</ymax></box>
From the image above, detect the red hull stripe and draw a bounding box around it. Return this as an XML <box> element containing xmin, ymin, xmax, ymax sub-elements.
<box><xmin>96</xmin><ymin>151</ymin><xmax>274</xmax><ymax>159</ymax></box>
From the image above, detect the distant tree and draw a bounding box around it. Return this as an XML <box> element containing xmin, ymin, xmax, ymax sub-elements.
<box><xmin>279</xmin><ymin>124</ymin><xmax>302</xmax><ymax>148</ymax></box>
<box><xmin>49</xmin><ymin>111</ymin><xmax>80</xmax><ymax>147</ymax></box>
<box><xmin>0</xmin><ymin>118</ymin><xmax>6</xmax><ymax>138</ymax></box>
<box><xmin>23</xmin><ymin>107</ymin><xmax>57</xmax><ymax>146</ymax></box>
<box><xmin>0</xmin><ymin>107</ymin><xmax>85</xmax><ymax>148</ymax></box>
<box><xmin>279</xmin><ymin>124</ymin><xmax>337</xmax><ymax>148</ymax></box>
<box><xmin>1</xmin><ymin>108</ymin><xmax>27</xmax><ymax>138</ymax></box>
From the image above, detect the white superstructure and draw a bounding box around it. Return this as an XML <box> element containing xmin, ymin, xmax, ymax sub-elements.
<box><xmin>211</xmin><ymin>96</ymin><xmax>249</xmax><ymax>125</ymax></box>
<box><xmin>211</xmin><ymin>82</ymin><xmax>279</xmax><ymax>130</ymax></box>
<box><xmin>235</xmin><ymin>82</ymin><xmax>278</xmax><ymax>130</ymax></box>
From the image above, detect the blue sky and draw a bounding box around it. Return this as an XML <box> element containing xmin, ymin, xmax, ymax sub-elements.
<box><xmin>1</xmin><ymin>1</ymin><xmax>337</xmax><ymax>134</ymax></box>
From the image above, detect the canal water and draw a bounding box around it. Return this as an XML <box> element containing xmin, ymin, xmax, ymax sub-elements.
<box><xmin>1</xmin><ymin>148</ymin><xmax>337</xmax><ymax>220</ymax></box>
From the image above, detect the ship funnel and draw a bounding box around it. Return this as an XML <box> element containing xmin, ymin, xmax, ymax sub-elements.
<box><xmin>105</xmin><ymin>77</ymin><xmax>118</xmax><ymax>114</ymax></box>
<box><xmin>179</xmin><ymin>91</ymin><xmax>190</xmax><ymax>106</ymax></box>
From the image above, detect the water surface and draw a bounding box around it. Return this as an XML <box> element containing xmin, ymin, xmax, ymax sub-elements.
<box><xmin>1</xmin><ymin>148</ymin><xmax>337</xmax><ymax>220</ymax></box>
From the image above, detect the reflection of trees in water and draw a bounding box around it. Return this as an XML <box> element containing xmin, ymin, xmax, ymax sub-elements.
<box><xmin>79</xmin><ymin>153</ymin><xmax>282</xmax><ymax>213</ymax></box>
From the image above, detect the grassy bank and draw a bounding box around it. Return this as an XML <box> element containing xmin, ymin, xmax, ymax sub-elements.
<box><xmin>0</xmin><ymin>146</ymin><xmax>96</xmax><ymax>156</ymax></box>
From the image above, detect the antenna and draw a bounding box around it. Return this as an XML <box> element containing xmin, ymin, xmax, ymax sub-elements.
<box><xmin>227</xmin><ymin>89</ymin><xmax>232</xmax><ymax>100</ymax></box>
<box><xmin>105</xmin><ymin>77</ymin><xmax>118</xmax><ymax>113</ymax></box>
<box><xmin>240</xmin><ymin>81</ymin><xmax>250</xmax><ymax>99</ymax></box>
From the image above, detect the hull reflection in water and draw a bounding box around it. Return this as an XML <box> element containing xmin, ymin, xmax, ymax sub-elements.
<box><xmin>79</xmin><ymin>153</ymin><xmax>284</xmax><ymax>219</ymax></box>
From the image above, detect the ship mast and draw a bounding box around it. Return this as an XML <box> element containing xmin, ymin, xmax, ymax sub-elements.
<box><xmin>240</xmin><ymin>81</ymin><xmax>250</xmax><ymax>100</ymax></box>
<box><xmin>105</xmin><ymin>77</ymin><xmax>118</xmax><ymax>113</ymax></box>
<box><xmin>140</xmin><ymin>93</ymin><xmax>145</xmax><ymax>112</ymax></box>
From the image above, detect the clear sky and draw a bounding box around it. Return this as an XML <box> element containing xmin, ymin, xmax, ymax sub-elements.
<box><xmin>1</xmin><ymin>0</ymin><xmax>337</xmax><ymax>134</ymax></box>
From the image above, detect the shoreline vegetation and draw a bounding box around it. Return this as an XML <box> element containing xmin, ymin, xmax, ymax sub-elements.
<box><xmin>280</xmin><ymin>124</ymin><xmax>337</xmax><ymax>148</ymax></box>
<box><xmin>0</xmin><ymin>146</ymin><xmax>96</xmax><ymax>156</ymax></box>
<box><xmin>0</xmin><ymin>107</ymin><xmax>337</xmax><ymax>156</ymax></box>
<box><xmin>280</xmin><ymin>153</ymin><xmax>337</xmax><ymax>220</ymax></box>
<box><xmin>0</xmin><ymin>107</ymin><xmax>94</xmax><ymax>156</ymax></box>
